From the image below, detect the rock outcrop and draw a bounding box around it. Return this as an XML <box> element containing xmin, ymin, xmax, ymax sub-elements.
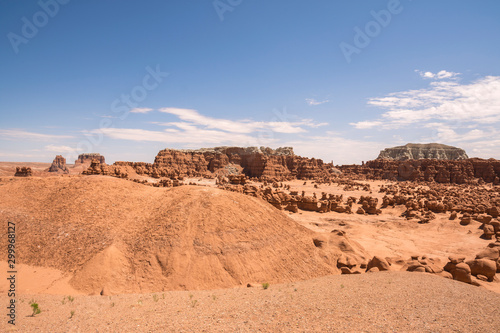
<box><xmin>116</xmin><ymin>147</ymin><xmax>336</xmax><ymax>181</ymax></box>
<box><xmin>377</xmin><ymin>143</ymin><xmax>468</xmax><ymax>161</ymax></box>
<box><xmin>82</xmin><ymin>159</ymin><xmax>127</xmax><ymax>178</ymax></box>
<box><xmin>48</xmin><ymin>155</ymin><xmax>69</xmax><ymax>173</ymax></box>
<box><xmin>14</xmin><ymin>167</ymin><xmax>32</xmax><ymax>177</ymax></box>
<box><xmin>339</xmin><ymin>158</ymin><xmax>500</xmax><ymax>184</ymax></box>
<box><xmin>75</xmin><ymin>153</ymin><xmax>105</xmax><ymax>165</ymax></box>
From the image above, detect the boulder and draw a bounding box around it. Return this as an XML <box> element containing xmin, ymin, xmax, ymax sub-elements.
<box><xmin>366</xmin><ymin>256</ymin><xmax>391</xmax><ymax>272</ymax></box>
<box><xmin>466</xmin><ymin>259</ymin><xmax>497</xmax><ymax>281</ymax></box>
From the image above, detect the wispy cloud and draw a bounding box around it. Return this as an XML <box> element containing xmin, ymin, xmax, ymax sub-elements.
<box><xmin>158</xmin><ymin>107</ymin><xmax>326</xmax><ymax>134</ymax></box>
<box><xmin>350</xmin><ymin>120</ymin><xmax>383</xmax><ymax>129</ymax></box>
<box><xmin>305</xmin><ymin>98</ymin><xmax>329</xmax><ymax>106</ymax></box>
<box><xmin>351</xmin><ymin>75</ymin><xmax>500</xmax><ymax>129</ymax></box>
<box><xmin>44</xmin><ymin>144</ymin><xmax>79</xmax><ymax>153</ymax></box>
<box><xmin>130</xmin><ymin>107</ymin><xmax>154</xmax><ymax>113</ymax></box>
<box><xmin>415</xmin><ymin>70</ymin><xmax>461</xmax><ymax>80</ymax></box>
<box><xmin>91</xmin><ymin>127</ymin><xmax>271</xmax><ymax>147</ymax></box>
<box><xmin>0</xmin><ymin>129</ymin><xmax>74</xmax><ymax>141</ymax></box>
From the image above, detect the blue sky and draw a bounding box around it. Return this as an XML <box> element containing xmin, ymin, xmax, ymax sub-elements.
<box><xmin>1</xmin><ymin>0</ymin><xmax>499</xmax><ymax>164</ymax></box>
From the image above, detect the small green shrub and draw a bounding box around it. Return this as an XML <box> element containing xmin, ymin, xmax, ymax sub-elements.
<box><xmin>262</xmin><ymin>282</ymin><xmax>270</xmax><ymax>290</ymax></box>
<box><xmin>70</xmin><ymin>310</ymin><xmax>75</xmax><ymax>319</ymax></box>
<box><xmin>30</xmin><ymin>301</ymin><xmax>41</xmax><ymax>317</ymax></box>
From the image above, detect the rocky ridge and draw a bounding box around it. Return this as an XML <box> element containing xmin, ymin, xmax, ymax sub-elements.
<box><xmin>377</xmin><ymin>143</ymin><xmax>469</xmax><ymax>161</ymax></box>
<box><xmin>112</xmin><ymin>146</ymin><xmax>335</xmax><ymax>181</ymax></box>
<box><xmin>75</xmin><ymin>153</ymin><xmax>105</xmax><ymax>165</ymax></box>
<box><xmin>339</xmin><ymin>158</ymin><xmax>500</xmax><ymax>184</ymax></box>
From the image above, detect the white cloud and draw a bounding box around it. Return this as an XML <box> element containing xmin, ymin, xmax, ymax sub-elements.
<box><xmin>130</xmin><ymin>107</ymin><xmax>153</xmax><ymax>113</ymax></box>
<box><xmin>350</xmin><ymin>120</ymin><xmax>383</xmax><ymax>129</ymax></box>
<box><xmin>305</xmin><ymin>98</ymin><xmax>329</xmax><ymax>106</ymax></box>
<box><xmin>44</xmin><ymin>145</ymin><xmax>79</xmax><ymax>153</ymax></box>
<box><xmin>352</xmin><ymin>75</ymin><xmax>500</xmax><ymax>129</ymax></box>
<box><xmin>349</xmin><ymin>74</ymin><xmax>500</xmax><ymax>159</ymax></box>
<box><xmin>416</xmin><ymin>70</ymin><xmax>461</xmax><ymax>80</ymax></box>
<box><xmin>0</xmin><ymin>129</ymin><xmax>74</xmax><ymax>141</ymax></box>
<box><xmin>158</xmin><ymin>107</ymin><xmax>326</xmax><ymax>134</ymax></box>
<box><xmin>92</xmin><ymin>127</ymin><xmax>273</xmax><ymax>147</ymax></box>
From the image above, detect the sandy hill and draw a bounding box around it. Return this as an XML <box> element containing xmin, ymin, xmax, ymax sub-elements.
<box><xmin>0</xmin><ymin>176</ymin><xmax>368</xmax><ymax>294</ymax></box>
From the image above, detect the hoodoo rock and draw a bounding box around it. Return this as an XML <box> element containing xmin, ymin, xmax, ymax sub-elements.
<box><xmin>75</xmin><ymin>153</ymin><xmax>105</xmax><ymax>165</ymax></box>
<box><xmin>14</xmin><ymin>167</ymin><xmax>32</xmax><ymax>177</ymax></box>
<box><xmin>48</xmin><ymin>155</ymin><xmax>69</xmax><ymax>173</ymax></box>
<box><xmin>377</xmin><ymin>143</ymin><xmax>468</xmax><ymax>161</ymax></box>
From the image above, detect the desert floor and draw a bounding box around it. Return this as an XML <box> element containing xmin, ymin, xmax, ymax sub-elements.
<box><xmin>2</xmin><ymin>272</ymin><xmax>500</xmax><ymax>332</ymax></box>
<box><xmin>1</xmin><ymin>171</ymin><xmax>499</xmax><ymax>332</ymax></box>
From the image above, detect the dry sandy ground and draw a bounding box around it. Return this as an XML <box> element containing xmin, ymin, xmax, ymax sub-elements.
<box><xmin>1</xmin><ymin>175</ymin><xmax>499</xmax><ymax>331</ymax></box>
<box><xmin>2</xmin><ymin>272</ymin><xmax>499</xmax><ymax>332</ymax></box>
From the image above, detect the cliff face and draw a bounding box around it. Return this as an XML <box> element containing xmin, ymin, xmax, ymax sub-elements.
<box><xmin>116</xmin><ymin>146</ymin><xmax>334</xmax><ymax>180</ymax></box>
<box><xmin>377</xmin><ymin>143</ymin><xmax>468</xmax><ymax>161</ymax></box>
<box><xmin>75</xmin><ymin>153</ymin><xmax>105</xmax><ymax>165</ymax></box>
<box><xmin>338</xmin><ymin>158</ymin><xmax>500</xmax><ymax>184</ymax></box>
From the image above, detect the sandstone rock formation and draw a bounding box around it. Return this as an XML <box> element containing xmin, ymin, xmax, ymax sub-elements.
<box><xmin>377</xmin><ymin>143</ymin><xmax>468</xmax><ymax>161</ymax></box>
<box><xmin>339</xmin><ymin>158</ymin><xmax>500</xmax><ymax>184</ymax></box>
<box><xmin>75</xmin><ymin>153</ymin><xmax>105</xmax><ymax>165</ymax></box>
<box><xmin>48</xmin><ymin>155</ymin><xmax>69</xmax><ymax>173</ymax></box>
<box><xmin>82</xmin><ymin>159</ymin><xmax>127</xmax><ymax>178</ymax></box>
<box><xmin>116</xmin><ymin>147</ymin><xmax>336</xmax><ymax>181</ymax></box>
<box><xmin>14</xmin><ymin>167</ymin><xmax>32</xmax><ymax>177</ymax></box>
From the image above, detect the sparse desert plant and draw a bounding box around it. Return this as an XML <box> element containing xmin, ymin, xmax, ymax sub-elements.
<box><xmin>67</xmin><ymin>295</ymin><xmax>75</xmax><ymax>302</ymax></box>
<box><xmin>191</xmin><ymin>299</ymin><xmax>198</xmax><ymax>308</ymax></box>
<box><xmin>70</xmin><ymin>310</ymin><xmax>75</xmax><ymax>319</ymax></box>
<box><xmin>189</xmin><ymin>293</ymin><xmax>194</xmax><ymax>299</ymax></box>
<box><xmin>212</xmin><ymin>295</ymin><xmax>217</xmax><ymax>301</ymax></box>
<box><xmin>340</xmin><ymin>284</ymin><xmax>345</xmax><ymax>289</ymax></box>
<box><xmin>111</xmin><ymin>302</ymin><xmax>115</xmax><ymax>307</ymax></box>
<box><xmin>262</xmin><ymin>282</ymin><xmax>270</xmax><ymax>290</ymax></box>
<box><xmin>162</xmin><ymin>293</ymin><xmax>165</xmax><ymax>299</ymax></box>
<box><xmin>29</xmin><ymin>301</ymin><xmax>41</xmax><ymax>317</ymax></box>
<box><xmin>153</xmin><ymin>294</ymin><xmax>159</xmax><ymax>302</ymax></box>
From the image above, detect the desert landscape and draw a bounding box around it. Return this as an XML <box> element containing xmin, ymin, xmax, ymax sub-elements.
<box><xmin>1</xmin><ymin>144</ymin><xmax>500</xmax><ymax>332</ymax></box>
<box><xmin>3</xmin><ymin>1</ymin><xmax>500</xmax><ymax>332</ymax></box>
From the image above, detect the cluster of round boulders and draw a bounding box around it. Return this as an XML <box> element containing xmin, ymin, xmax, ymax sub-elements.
<box><xmin>400</xmin><ymin>255</ymin><xmax>444</xmax><ymax>274</ymax></box>
<box><xmin>444</xmin><ymin>256</ymin><xmax>475</xmax><ymax>284</ymax></box>
<box><xmin>219</xmin><ymin>184</ymin><xmax>356</xmax><ymax>214</ymax></box>
<box><xmin>441</xmin><ymin>242</ymin><xmax>500</xmax><ymax>285</ymax></box>
<box><xmin>356</xmin><ymin>196</ymin><xmax>381</xmax><ymax>215</ymax></box>
<box><xmin>376</xmin><ymin>182</ymin><xmax>500</xmax><ymax>227</ymax></box>
<box><xmin>362</xmin><ymin>247</ymin><xmax>499</xmax><ymax>288</ymax></box>
<box><xmin>82</xmin><ymin>159</ymin><xmax>128</xmax><ymax>178</ymax></box>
